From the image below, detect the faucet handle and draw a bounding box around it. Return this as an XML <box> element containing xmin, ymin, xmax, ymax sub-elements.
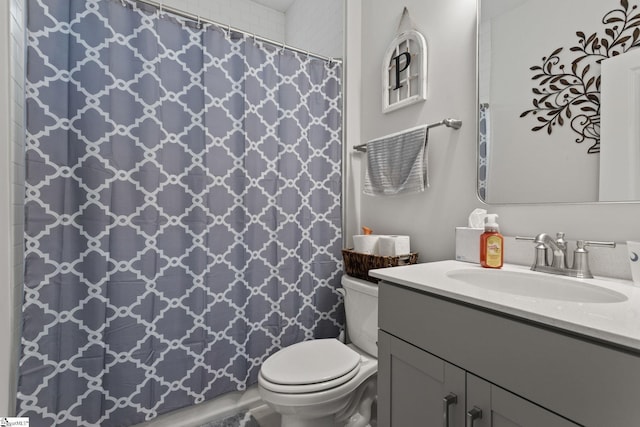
<box><xmin>571</xmin><ymin>240</ymin><xmax>616</xmax><ymax>279</ymax></box>
<box><xmin>582</xmin><ymin>240</ymin><xmax>616</xmax><ymax>249</ymax></box>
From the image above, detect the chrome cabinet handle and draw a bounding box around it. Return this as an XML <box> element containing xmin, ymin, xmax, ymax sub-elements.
<box><xmin>442</xmin><ymin>393</ymin><xmax>458</xmax><ymax>427</ymax></box>
<box><xmin>467</xmin><ymin>406</ymin><xmax>483</xmax><ymax>426</ymax></box>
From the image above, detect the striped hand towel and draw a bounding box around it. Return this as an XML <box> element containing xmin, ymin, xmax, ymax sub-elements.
<box><xmin>363</xmin><ymin>125</ymin><xmax>429</xmax><ymax>196</ymax></box>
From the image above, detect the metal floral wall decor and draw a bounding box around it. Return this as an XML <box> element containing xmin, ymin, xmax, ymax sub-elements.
<box><xmin>520</xmin><ymin>0</ymin><xmax>640</xmax><ymax>153</ymax></box>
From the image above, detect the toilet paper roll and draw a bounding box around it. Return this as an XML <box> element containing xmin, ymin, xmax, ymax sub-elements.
<box><xmin>378</xmin><ymin>235</ymin><xmax>411</xmax><ymax>257</ymax></box>
<box><xmin>353</xmin><ymin>235</ymin><xmax>379</xmax><ymax>254</ymax></box>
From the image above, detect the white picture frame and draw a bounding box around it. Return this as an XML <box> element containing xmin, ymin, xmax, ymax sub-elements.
<box><xmin>382</xmin><ymin>29</ymin><xmax>428</xmax><ymax>114</ymax></box>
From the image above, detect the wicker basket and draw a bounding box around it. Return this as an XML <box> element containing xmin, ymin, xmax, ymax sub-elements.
<box><xmin>342</xmin><ymin>248</ymin><xmax>419</xmax><ymax>284</ymax></box>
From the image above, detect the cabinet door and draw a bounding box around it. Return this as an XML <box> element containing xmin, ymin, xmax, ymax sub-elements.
<box><xmin>466</xmin><ymin>374</ymin><xmax>580</xmax><ymax>427</ymax></box>
<box><xmin>378</xmin><ymin>331</ymin><xmax>465</xmax><ymax>427</ymax></box>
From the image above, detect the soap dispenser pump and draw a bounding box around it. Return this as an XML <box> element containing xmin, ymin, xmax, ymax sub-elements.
<box><xmin>480</xmin><ymin>214</ymin><xmax>503</xmax><ymax>269</ymax></box>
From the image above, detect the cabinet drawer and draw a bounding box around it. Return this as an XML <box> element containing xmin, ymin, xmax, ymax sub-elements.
<box><xmin>379</xmin><ymin>282</ymin><xmax>640</xmax><ymax>427</ymax></box>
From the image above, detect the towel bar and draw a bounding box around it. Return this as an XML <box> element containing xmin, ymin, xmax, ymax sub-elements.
<box><xmin>353</xmin><ymin>118</ymin><xmax>462</xmax><ymax>152</ymax></box>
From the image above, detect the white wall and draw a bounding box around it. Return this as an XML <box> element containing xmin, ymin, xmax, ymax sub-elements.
<box><xmin>163</xmin><ymin>0</ymin><xmax>345</xmax><ymax>58</ymax></box>
<box><xmin>351</xmin><ymin>0</ymin><xmax>479</xmax><ymax>261</ymax></box>
<box><xmin>285</xmin><ymin>0</ymin><xmax>343</xmax><ymax>59</ymax></box>
<box><xmin>351</xmin><ymin>0</ymin><xmax>640</xmax><ymax>265</ymax></box>
<box><xmin>157</xmin><ymin>0</ymin><xmax>343</xmax><ymax>59</ymax></box>
<box><xmin>161</xmin><ymin>0</ymin><xmax>286</xmax><ymax>42</ymax></box>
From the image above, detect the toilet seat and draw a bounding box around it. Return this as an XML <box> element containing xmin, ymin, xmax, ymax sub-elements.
<box><xmin>258</xmin><ymin>343</ymin><xmax>378</xmax><ymax>410</ymax></box>
<box><xmin>259</xmin><ymin>339</ymin><xmax>362</xmax><ymax>394</ymax></box>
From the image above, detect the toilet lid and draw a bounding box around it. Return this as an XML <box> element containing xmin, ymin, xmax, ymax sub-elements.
<box><xmin>261</xmin><ymin>339</ymin><xmax>361</xmax><ymax>386</ymax></box>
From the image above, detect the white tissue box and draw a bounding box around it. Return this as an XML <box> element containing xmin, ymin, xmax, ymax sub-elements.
<box><xmin>455</xmin><ymin>227</ymin><xmax>483</xmax><ymax>264</ymax></box>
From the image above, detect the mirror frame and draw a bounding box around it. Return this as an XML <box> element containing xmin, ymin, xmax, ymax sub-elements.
<box><xmin>475</xmin><ymin>0</ymin><xmax>640</xmax><ymax>206</ymax></box>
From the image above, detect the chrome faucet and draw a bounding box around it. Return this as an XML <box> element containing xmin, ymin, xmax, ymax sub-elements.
<box><xmin>516</xmin><ymin>233</ymin><xmax>616</xmax><ymax>279</ymax></box>
<box><xmin>534</xmin><ymin>232</ymin><xmax>568</xmax><ymax>269</ymax></box>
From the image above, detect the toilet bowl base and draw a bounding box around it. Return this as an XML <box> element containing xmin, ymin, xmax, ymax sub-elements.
<box><xmin>281</xmin><ymin>414</ymin><xmax>335</xmax><ymax>427</ymax></box>
<box><xmin>261</xmin><ymin>375</ymin><xmax>377</xmax><ymax>427</ymax></box>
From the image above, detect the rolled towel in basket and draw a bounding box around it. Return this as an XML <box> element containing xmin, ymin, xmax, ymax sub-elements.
<box><xmin>363</xmin><ymin>125</ymin><xmax>429</xmax><ymax>196</ymax></box>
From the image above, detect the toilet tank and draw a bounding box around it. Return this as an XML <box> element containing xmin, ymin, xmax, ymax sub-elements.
<box><xmin>341</xmin><ymin>275</ymin><xmax>379</xmax><ymax>357</ymax></box>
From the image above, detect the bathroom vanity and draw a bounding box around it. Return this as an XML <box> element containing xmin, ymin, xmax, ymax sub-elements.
<box><xmin>371</xmin><ymin>260</ymin><xmax>640</xmax><ymax>427</ymax></box>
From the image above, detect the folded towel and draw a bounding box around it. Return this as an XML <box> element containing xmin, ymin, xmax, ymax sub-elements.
<box><xmin>363</xmin><ymin>125</ymin><xmax>429</xmax><ymax>196</ymax></box>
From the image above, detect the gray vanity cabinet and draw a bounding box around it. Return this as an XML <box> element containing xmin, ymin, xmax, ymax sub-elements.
<box><xmin>377</xmin><ymin>280</ymin><xmax>640</xmax><ymax>427</ymax></box>
<box><xmin>378</xmin><ymin>330</ymin><xmax>577</xmax><ymax>427</ymax></box>
<box><xmin>378</xmin><ymin>331</ymin><xmax>465</xmax><ymax>426</ymax></box>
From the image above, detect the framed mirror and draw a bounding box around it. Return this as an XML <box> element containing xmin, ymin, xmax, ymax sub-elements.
<box><xmin>478</xmin><ymin>0</ymin><xmax>640</xmax><ymax>204</ymax></box>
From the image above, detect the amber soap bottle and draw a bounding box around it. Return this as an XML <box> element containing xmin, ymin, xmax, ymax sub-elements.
<box><xmin>480</xmin><ymin>214</ymin><xmax>503</xmax><ymax>269</ymax></box>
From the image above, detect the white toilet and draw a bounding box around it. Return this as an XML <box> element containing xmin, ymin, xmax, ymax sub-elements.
<box><xmin>258</xmin><ymin>275</ymin><xmax>379</xmax><ymax>427</ymax></box>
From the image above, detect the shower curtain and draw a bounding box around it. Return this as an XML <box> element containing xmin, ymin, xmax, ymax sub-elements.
<box><xmin>18</xmin><ymin>1</ymin><xmax>343</xmax><ymax>425</ymax></box>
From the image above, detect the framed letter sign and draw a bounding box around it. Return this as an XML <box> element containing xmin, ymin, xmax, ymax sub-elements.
<box><xmin>382</xmin><ymin>29</ymin><xmax>427</xmax><ymax>113</ymax></box>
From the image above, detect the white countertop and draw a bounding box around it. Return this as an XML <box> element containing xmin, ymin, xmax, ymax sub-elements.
<box><xmin>369</xmin><ymin>260</ymin><xmax>640</xmax><ymax>352</ymax></box>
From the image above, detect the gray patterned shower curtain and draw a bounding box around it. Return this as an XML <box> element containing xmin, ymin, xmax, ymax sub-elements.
<box><xmin>18</xmin><ymin>0</ymin><xmax>343</xmax><ymax>425</ymax></box>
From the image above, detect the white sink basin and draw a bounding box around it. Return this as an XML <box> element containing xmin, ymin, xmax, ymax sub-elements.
<box><xmin>446</xmin><ymin>269</ymin><xmax>628</xmax><ymax>303</ymax></box>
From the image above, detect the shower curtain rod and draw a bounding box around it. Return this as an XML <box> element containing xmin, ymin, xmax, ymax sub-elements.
<box><xmin>130</xmin><ymin>0</ymin><xmax>343</xmax><ymax>64</ymax></box>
